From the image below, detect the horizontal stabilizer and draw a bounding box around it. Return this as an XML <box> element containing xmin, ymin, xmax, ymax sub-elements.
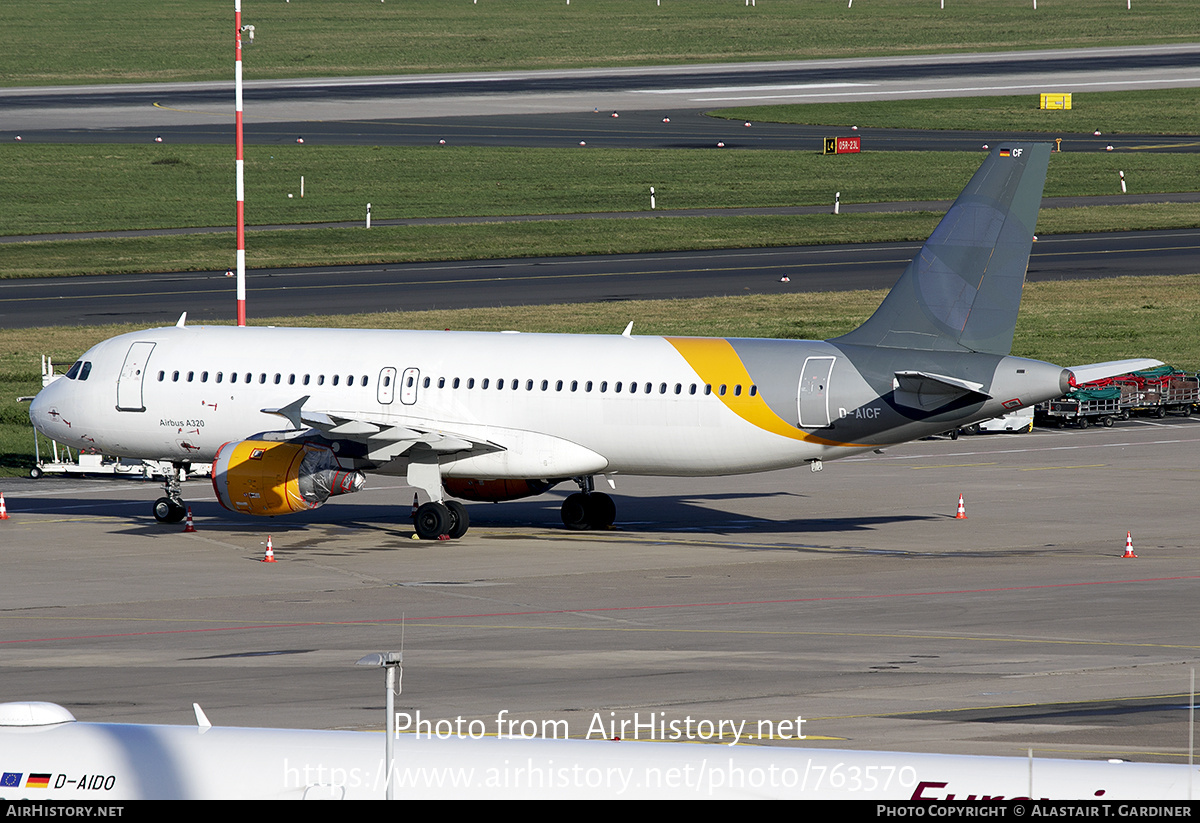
<box><xmin>1067</xmin><ymin>358</ymin><xmax>1165</xmax><ymax>385</ymax></box>
<box><xmin>893</xmin><ymin>371</ymin><xmax>991</xmax><ymax>411</ymax></box>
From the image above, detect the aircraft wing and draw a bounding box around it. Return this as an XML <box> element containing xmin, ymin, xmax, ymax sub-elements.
<box><xmin>260</xmin><ymin>396</ymin><xmax>502</xmax><ymax>464</ymax></box>
<box><xmin>1066</xmin><ymin>358</ymin><xmax>1165</xmax><ymax>385</ymax></box>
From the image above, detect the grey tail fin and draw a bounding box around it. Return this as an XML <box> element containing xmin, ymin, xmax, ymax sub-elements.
<box><xmin>834</xmin><ymin>143</ymin><xmax>1051</xmax><ymax>356</ymax></box>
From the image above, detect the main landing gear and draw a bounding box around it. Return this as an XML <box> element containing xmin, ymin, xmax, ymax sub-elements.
<box><xmin>153</xmin><ymin>463</ymin><xmax>188</xmax><ymax>524</ymax></box>
<box><xmin>560</xmin><ymin>476</ymin><xmax>616</xmax><ymax>531</ymax></box>
<box><xmin>413</xmin><ymin>500</ymin><xmax>469</xmax><ymax>540</ymax></box>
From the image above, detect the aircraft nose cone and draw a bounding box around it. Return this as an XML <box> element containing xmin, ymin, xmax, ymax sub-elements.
<box><xmin>29</xmin><ymin>380</ymin><xmax>67</xmax><ymax>439</ymax></box>
<box><xmin>28</xmin><ymin>388</ymin><xmax>49</xmax><ymax>434</ymax></box>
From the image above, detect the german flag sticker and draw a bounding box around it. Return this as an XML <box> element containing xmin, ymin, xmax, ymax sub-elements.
<box><xmin>999</xmin><ymin>149</ymin><xmax>1011</xmax><ymax>157</ymax></box>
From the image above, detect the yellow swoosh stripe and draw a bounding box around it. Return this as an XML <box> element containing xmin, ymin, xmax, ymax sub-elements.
<box><xmin>665</xmin><ymin>337</ymin><xmax>870</xmax><ymax>448</ymax></box>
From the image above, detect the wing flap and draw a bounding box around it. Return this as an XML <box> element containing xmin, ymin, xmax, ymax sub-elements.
<box><xmin>261</xmin><ymin>396</ymin><xmax>502</xmax><ymax>464</ymax></box>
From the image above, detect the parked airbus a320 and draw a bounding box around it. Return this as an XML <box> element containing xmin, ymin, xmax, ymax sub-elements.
<box><xmin>29</xmin><ymin>144</ymin><xmax>1154</xmax><ymax>538</ymax></box>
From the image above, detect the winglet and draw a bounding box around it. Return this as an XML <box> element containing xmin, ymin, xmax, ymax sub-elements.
<box><xmin>622</xmin><ymin>321</ymin><xmax>634</xmax><ymax>338</ymax></box>
<box><xmin>175</xmin><ymin>312</ymin><xmax>187</xmax><ymax>328</ymax></box>
<box><xmin>835</xmin><ymin>143</ymin><xmax>1052</xmax><ymax>356</ymax></box>
<box><xmin>193</xmin><ymin>703</ymin><xmax>212</xmax><ymax>730</ymax></box>
<box><xmin>262</xmin><ymin>395</ymin><xmax>310</xmax><ymax>429</ymax></box>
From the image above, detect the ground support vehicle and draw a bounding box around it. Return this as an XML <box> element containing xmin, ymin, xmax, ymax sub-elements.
<box><xmin>1112</xmin><ymin>367</ymin><xmax>1198</xmax><ymax>418</ymax></box>
<box><xmin>1036</xmin><ymin>387</ymin><xmax>1122</xmax><ymax>428</ymax></box>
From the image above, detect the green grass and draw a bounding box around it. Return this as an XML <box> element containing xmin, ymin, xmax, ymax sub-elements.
<box><xmin>715</xmin><ymin>89</ymin><xmax>1200</xmax><ymax>136</ymax></box>
<box><xmin>6</xmin><ymin>274</ymin><xmax>1200</xmax><ymax>476</ymax></box>
<box><xmin>3</xmin><ymin>203</ymin><xmax>1200</xmax><ymax>280</ymax></box>
<box><xmin>3</xmin><ymin>145</ymin><xmax>1199</xmax><ymax>238</ymax></box>
<box><xmin>4</xmin><ymin>0</ymin><xmax>1198</xmax><ymax>86</ymax></box>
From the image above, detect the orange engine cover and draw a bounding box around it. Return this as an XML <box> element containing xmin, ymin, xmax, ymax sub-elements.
<box><xmin>443</xmin><ymin>478</ymin><xmax>555</xmax><ymax>502</ymax></box>
<box><xmin>212</xmin><ymin>439</ymin><xmax>365</xmax><ymax>516</ymax></box>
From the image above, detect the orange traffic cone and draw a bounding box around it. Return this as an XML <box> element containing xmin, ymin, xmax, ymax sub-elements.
<box><xmin>1122</xmin><ymin>532</ymin><xmax>1137</xmax><ymax>558</ymax></box>
<box><xmin>0</xmin><ymin>493</ymin><xmax>8</xmax><ymax>520</ymax></box>
<box><xmin>183</xmin><ymin>507</ymin><xmax>196</xmax><ymax>533</ymax></box>
<box><xmin>955</xmin><ymin>494</ymin><xmax>967</xmax><ymax>519</ymax></box>
<box><xmin>262</xmin><ymin>536</ymin><xmax>278</xmax><ymax>563</ymax></box>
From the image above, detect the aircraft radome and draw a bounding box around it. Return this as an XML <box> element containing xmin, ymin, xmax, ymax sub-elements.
<box><xmin>28</xmin><ymin>143</ymin><xmax>1158</xmax><ymax>538</ymax></box>
<box><xmin>0</xmin><ymin>701</ymin><xmax>1194</xmax><ymax>799</ymax></box>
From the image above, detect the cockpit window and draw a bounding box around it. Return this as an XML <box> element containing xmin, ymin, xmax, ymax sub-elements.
<box><xmin>79</xmin><ymin>361</ymin><xmax>92</xmax><ymax>381</ymax></box>
<box><xmin>65</xmin><ymin>361</ymin><xmax>83</xmax><ymax>380</ymax></box>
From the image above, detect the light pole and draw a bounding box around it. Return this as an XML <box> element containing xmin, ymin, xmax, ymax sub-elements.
<box><xmin>356</xmin><ymin>652</ymin><xmax>403</xmax><ymax>799</ymax></box>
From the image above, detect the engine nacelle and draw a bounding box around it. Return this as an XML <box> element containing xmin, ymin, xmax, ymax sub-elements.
<box><xmin>443</xmin><ymin>478</ymin><xmax>557</xmax><ymax>502</ymax></box>
<box><xmin>212</xmin><ymin>439</ymin><xmax>365</xmax><ymax>516</ymax></box>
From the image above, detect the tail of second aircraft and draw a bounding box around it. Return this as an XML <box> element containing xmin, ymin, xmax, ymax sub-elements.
<box><xmin>835</xmin><ymin>143</ymin><xmax>1052</xmax><ymax>356</ymax></box>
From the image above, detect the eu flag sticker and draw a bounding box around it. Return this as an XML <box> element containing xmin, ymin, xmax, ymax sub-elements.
<box><xmin>1</xmin><ymin>772</ymin><xmax>22</xmax><ymax>787</ymax></box>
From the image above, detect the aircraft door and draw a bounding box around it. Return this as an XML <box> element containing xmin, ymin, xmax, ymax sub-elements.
<box><xmin>399</xmin><ymin>368</ymin><xmax>420</xmax><ymax>405</ymax></box>
<box><xmin>116</xmin><ymin>341</ymin><xmax>156</xmax><ymax>412</ymax></box>
<box><xmin>797</xmin><ymin>356</ymin><xmax>835</xmax><ymax>428</ymax></box>
<box><xmin>377</xmin><ymin>367</ymin><xmax>397</xmax><ymax>405</ymax></box>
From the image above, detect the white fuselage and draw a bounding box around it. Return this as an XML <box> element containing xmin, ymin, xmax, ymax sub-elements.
<box><xmin>31</xmin><ymin>325</ymin><xmax>875</xmax><ymax>481</ymax></box>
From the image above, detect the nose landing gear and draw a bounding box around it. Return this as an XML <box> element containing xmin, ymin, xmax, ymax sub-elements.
<box><xmin>152</xmin><ymin>463</ymin><xmax>188</xmax><ymax>524</ymax></box>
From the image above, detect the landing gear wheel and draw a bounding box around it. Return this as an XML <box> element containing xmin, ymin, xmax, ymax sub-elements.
<box><xmin>561</xmin><ymin>493</ymin><xmax>590</xmax><ymax>531</ymax></box>
<box><xmin>153</xmin><ymin>497</ymin><xmax>185</xmax><ymax>524</ymax></box>
<box><xmin>586</xmin><ymin>492</ymin><xmax>616</xmax><ymax>530</ymax></box>
<box><xmin>414</xmin><ymin>502</ymin><xmax>450</xmax><ymax>540</ymax></box>
<box><xmin>445</xmin><ymin>500</ymin><xmax>470</xmax><ymax>539</ymax></box>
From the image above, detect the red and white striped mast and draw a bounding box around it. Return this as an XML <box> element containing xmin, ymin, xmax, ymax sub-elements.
<box><xmin>234</xmin><ymin>0</ymin><xmax>247</xmax><ymax>326</ymax></box>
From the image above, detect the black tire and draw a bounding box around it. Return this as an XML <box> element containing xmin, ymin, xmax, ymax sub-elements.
<box><xmin>414</xmin><ymin>502</ymin><xmax>450</xmax><ymax>540</ymax></box>
<box><xmin>1078</xmin><ymin>417</ymin><xmax>1090</xmax><ymax>429</ymax></box>
<box><xmin>29</xmin><ymin>466</ymin><xmax>43</xmax><ymax>479</ymax></box>
<box><xmin>1102</xmin><ymin>416</ymin><xmax>1115</xmax><ymax>427</ymax></box>
<box><xmin>585</xmin><ymin>492</ymin><xmax>617</xmax><ymax>530</ymax></box>
<box><xmin>154</xmin><ymin>497</ymin><xmax>185</xmax><ymax>524</ymax></box>
<box><xmin>445</xmin><ymin>500</ymin><xmax>469</xmax><ymax>539</ymax></box>
<box><xmin>1155</xmin><ymin>405</ymin><xmax>1167</xmax><ymax>419</ymax></box>
<box><xmin>561</xmin><ymin>493</ymin><xmax>590</xmax><ymax>531</ymax></box>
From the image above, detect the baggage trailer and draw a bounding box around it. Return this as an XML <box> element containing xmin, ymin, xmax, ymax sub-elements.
<box><xmin>1114</xmin><ymin>368</ymin><xmax>1199</xmax><ymax>418</ymax></box>
<box><xmin>1036</xmin><ymin>387</ymin><xmax>1122</xmax><ymax>428</ymax></box>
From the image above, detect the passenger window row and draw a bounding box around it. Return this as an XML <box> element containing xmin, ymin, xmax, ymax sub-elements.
<box><xmin>410</xmin><ymin>375</ymin><xmax>758</xmax><ymax>398</ymax></box>
<box><xmin>151</xmin><ymin>367</ymin><xmax>758</xmax><ymax>399</ymax></box>
<box><xmin>157</xmin><ymin>371</ymin><xmax>368</xmax><ymax>387</ymax></box>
